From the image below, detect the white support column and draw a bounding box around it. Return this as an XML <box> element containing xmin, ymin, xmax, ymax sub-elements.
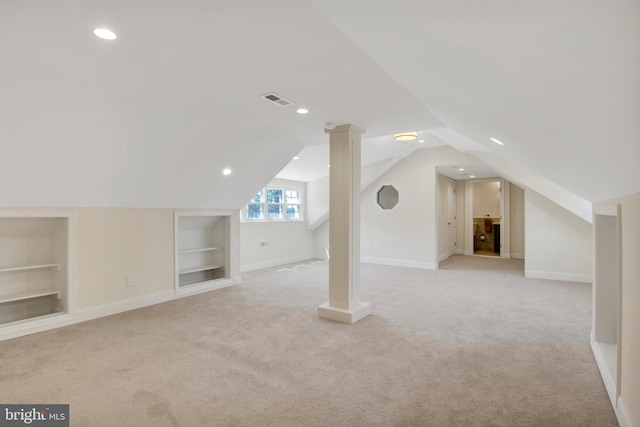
<box><xmin>318</xmin><ymin>124</ymin><xmax>371</xmax><ymax>324</ymax></box>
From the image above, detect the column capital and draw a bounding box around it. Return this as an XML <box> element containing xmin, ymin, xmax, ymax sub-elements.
<box><xmin>325</xmin><ymin>124</ymin><xmax>366</xmax><ymax>135</ymax></box>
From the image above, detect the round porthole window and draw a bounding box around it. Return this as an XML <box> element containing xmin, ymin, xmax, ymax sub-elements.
<box><xmin>377</xmin><ymin>185</ymin><xmax>399</xmax><ymax>210</ymax></box>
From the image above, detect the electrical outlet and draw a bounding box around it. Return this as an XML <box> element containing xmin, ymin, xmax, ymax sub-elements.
<box><xmin>260</xmin><ymin>241</ymin><xmax>269</xmax><ymax>247</ymax></box>
<box><xmin>126</xmin><ymin>274</ymin><xmax>135</xmax><ymax>287</ymax></box>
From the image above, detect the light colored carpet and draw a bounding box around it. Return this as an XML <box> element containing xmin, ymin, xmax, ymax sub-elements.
<box><xmin>0</xmin><ymin>255</ymin><xmax>617</xmax><ymax>426</ymax></box>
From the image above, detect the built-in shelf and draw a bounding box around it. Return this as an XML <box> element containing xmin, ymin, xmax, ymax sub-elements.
<box><xmin>178</xmin><ymin>247</ymin><xmax>222</xmax><ymax>254</ymax></box>
<box><xmin>175</xmin><ymin>212</ymin><xmax>235</xmax><ymax>293</ymax></box>
<box><xmin>0</xmin><ymin>263</ymin><xmax>60</xmax><ymax>274</ymax></box>
<box><xmin>179</xmin><ymin>264</ymin><xmax>223</xmax><ymax>275</ymax></box>
<box><xmin>0</xmin><ymin>212</ymin><xmax>73</xmax><ymax>331</ymax></box>
<box><xmin>0</xmin><ymin>289</ymin><xmax>60</xmax><ymax>304</ymax></box>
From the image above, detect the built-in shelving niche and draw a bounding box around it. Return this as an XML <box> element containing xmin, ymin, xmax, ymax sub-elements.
<box><xmin>0</xmin><ymin>212</ymin><xmax>74</xmax><ymax>330</ymax></box>
<box><xmin>174</xmin><ymin>211</ymin><xmax>237</xmax><ymax>296</ymax></box>
<box><xmin>592</xmin><ymin>204</ymin><xmax>622</xmax><ymax>410</ymax></box>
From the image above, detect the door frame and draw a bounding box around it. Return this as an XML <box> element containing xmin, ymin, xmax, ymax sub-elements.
<box><xmin>464</xmin><ymin>178</ymin><xmax>510</xmax><ymax>258</ymax></box>
<box><xmin>446</xmin><ymin>178</ymin><xmax>457</xmax><ymax>257</ymax></box>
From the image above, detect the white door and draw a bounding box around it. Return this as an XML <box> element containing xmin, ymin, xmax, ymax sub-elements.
<box><xmin>447</xmin><ymin>179</ymin><xmax>457</xmax><ymax>255</ymax></box>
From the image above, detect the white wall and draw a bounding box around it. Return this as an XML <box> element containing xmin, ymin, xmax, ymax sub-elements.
<box><xmin>240</xmin><ymin>220</ymin><xmax>316</xmax><ymax>271</ymax></box>
<box><xmin>358</xmin><ymin>146</ymin><xmax>480</xmax><ymax>269</ymax></box>
<box><xmin>306</xmin><ymin>176</ymin><xmax>329</xmax><ymax>226</ymax></box>
<box><xmin>240</xmin><ymin>178</ymin><xmax>316</xmax><ymax>271</ymax></box>
<box><xmin>510</xmin><ymin>183</ymin><xmax>525</xmax><ymax>259</ymax></box>
<box><xmin>525</xmin><ymin>190</ymin><xmax>592</xmax><ymax>282</ymax></box>
<box><xmin>76</xmin><ymin>208</ymin><xmax>175</xmax><ymax>309</ymax></box>
<box><xmin>473</xmin><ymin>181</ymin><xmax>501</xmax><ymax>218</ymax></box>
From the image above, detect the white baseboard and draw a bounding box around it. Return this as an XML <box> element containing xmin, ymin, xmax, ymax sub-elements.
<box><xmin>525</xmin><ymin>270</ymin><xmax>592</xmax><ymax>283</ymax></box>
<box><xmin>361</xmin><ymin>257</ymin><xmax>438</xmax><ymax>270</ymax></box>
<box><xmin>591</xmin><ymin>332</ymin><xmax>636</xmax><ymax>427</ymax></box>
<box><xmin>2</xmin><ymin>279</ymin><xmax>242</xmax><ymax>342</ymax></box>
<box><xmin>438</xmin><ymin>253</ymin><xmax>449</xmax><ymax>262</ymax></box>
<box><xmin>511</xmin><ymin>252</ymin><xmax>525</xmax><ymax>259</ymax></box>
<box><xmin>456</xmin><ymin>249</ymin><xmax>465</xmax><ymax>255</ymax></box>
<box><xmin>617</xmin><ymin>396</ymin><xmax>636</xmax><ymax>427</ymax></box>
<box><xmin>75</xmin><ymin>290</ymin><xmax>176</xmax><ymax>323</ymax></box>
<box><xmin>175</xmin><ymin>278</ymin><xmax>235</xmax><ymax>298</ymax></box>
<box><xmin>590</xmin><ymin>332</ymin><xmax>617</xmax><ymax>408</ymax></box>
<box><xmin>241</xmin><ymin>253</ymin><xmax>319</xmax><ymax>273</ymax></box>
<box><xmin>0</xmin><ymin>313</ymin><xmax>76</xmax><ymax>342</ymax></box>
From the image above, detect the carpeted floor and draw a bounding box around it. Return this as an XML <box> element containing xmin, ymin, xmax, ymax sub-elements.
<box><xmin>0</xmin><ymin>256</ymin><xmax>618</xmax><ymax>426</ymax></box>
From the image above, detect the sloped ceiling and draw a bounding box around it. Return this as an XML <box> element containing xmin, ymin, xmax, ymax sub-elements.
<box><xmin>308</xmin><ymin>0</ymin><xmax>640</xmax><ymax>202</ymax></box>
<box><xmin>0</xmin><ymin>1</ymin><xmax>637</xmax><ymax>208</ymax></box>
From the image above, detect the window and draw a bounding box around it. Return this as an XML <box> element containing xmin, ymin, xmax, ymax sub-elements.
<box><xmin>243</xmin><ymin>186</ymin><xmax>303</xmax><ymax>221</ymax></box>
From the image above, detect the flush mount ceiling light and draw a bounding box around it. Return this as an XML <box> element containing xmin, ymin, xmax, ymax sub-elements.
<box><xmin>93</xmin><ymin>28</ymin><xmax>117</xmax><ymax>40</ymax></box>
<box><xmin>293</xmin><ymin>156</ymin><xmax>300</xmax><ymax>160</ymax></box>
<box><xmin>394</xmin><ymin>132</ymin><xmax>417</xmax><ymax>141</ymax></box>
<box><xmin>296</xmin><ymin>107</ymin><xmax>309</xmax><ymax>114</ymax></box>
<box><xmin>490</xmin><ymin>137</ymin><xmax>504</xmax><ymax>145</ymax></box>
<box><xmin>222</xmin><ymin>168</ymin><xmax>232</xmax><ymax>176</ymax></box>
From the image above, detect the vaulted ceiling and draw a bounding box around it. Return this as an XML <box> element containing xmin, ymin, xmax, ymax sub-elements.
<box><xmin>1</xmin><ymin>1</ymin><xmax>637</xmax><ymax>208</ymax></box>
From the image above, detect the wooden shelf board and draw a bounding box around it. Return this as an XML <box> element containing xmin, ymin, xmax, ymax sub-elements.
<box><xmin>0</xmin><ymin>289</ymin><xmax>60</xmax><ymax>304</ymax></box>
<box><xmin>179</xmin><ymin>264</ymin><xmax>224</xmax><ymax>275</ymax></box>
<box><xmin>178</xmin><ymin>247</ymin><xmax>222</xmax><ymax>254</ymax></box>
<box><xmin>0</xmin><ymin>263</ymin><xmax>60</xmax><ymax>274</ymax></box>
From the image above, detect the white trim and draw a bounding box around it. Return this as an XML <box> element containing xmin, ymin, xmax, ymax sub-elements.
<box><xmin>175</xmin><ymin>278</ymin><xmax>235</xmax><ymax>297</ymax></box>
<box><xmin>591</xmin><ymin>332</ymin><xmax>635</xmax><ymax>427</ymax></box>
<box><xmin>318</xmin><ymin>301</ymin><xmax>371</xmax><ymax>324</ymax></box>
<box><xmin>75</xmin><ymin>290</ymin><xmax>176</xmax><ymax>323</ymax></box>
<box><xmin>593</xmin><ymin>204</ymin><xmax>618</xmax><ymax>216</ymax></box>
<box><xmin>361</xmin><ymin>257</ymin><xmax>437</xmax><ymax>270</ymax></box>
<box><xmin>511</xmin><ymin>252</ymin><xmax>525</xmax><ymax>259</ymax></box>
<box><xmin>242</xmin><ymin>184</ymin><xmax>304</xmax><ymax>222</ymax></box>
<box><xmin>0</xmin><ymin>210</ymin><xmax>77</xmax><ymax>340</ymax></box>
<box><xmin>0</xmin><ymin>313</ymin><xmax>75</xmax><ymax>342</ymax></box>
<box><xmin>525</xmin><ymin>270</ymin><xmax>592</xmax><ymax>283</ymax></box>
<box><xmin>241</xmin><ymin>254</ymin><xmax>318</xmax><ymax>272</ymax></box>
<box><xmin>438</xmin><ymin>252</ymin><xmax>450</xmax><ymax>262</ymax></box>
<box><xmin>1</xmin><ymin>279</ymin><xmax>243</xmax><ymax>342</ymax></box>
<box><xmin>591</xmin><ymin>332</ymin><xmax>617</xmax><ymax>408</ymax></box>
<box><xmin>616</xmin><ymin>397</ymin><xmax>635</xmax><ymax>427</ymax></box>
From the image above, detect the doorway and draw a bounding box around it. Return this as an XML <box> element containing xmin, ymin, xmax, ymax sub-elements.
<box><xmin>465</xmin><ymin>179</ymin><xmax>510</xmax><ymax>258</ymax></box>
<box><xmin>446</xmin><ymin>179</ymin><xmax>457</xmax><ymax>257</ymax></box>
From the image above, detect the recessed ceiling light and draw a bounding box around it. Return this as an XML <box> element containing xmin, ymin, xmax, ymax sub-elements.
<box><xmin>222</xmin><ymin>168</ymin><xmax>232</xmax><ymax>176</ymax></box>
<box><xmin>490</xmin><ymin>137</ymin><xmax>504</xmax><ymax>145</ymax></box>
<box><xmin>470</xmin><ymin>175</ymin><xmax>476</xmax><ymax>178</ymax></box>
<box><xmin>293</xmin><ymin>156</ymin><xmax>300</xmax><ymax>160</ymax></box>
<box><xmin>296</xmin><ymin>108</ymin><xmax>309</xmax><ymax>114</ymax></box>
<box><xmin>418</xmin><ymin>139</ymin><xmax>425</xmax><ymax>143</ymax></box>
<box><xmin>458</xmin><ymin>168</ymin><xmax>465</xmax><ymax>171</ymax></box>
<box><xmin>93</xmin><ymin>28</ymin><xmax>117</xmax><ymax>40</ymax></box>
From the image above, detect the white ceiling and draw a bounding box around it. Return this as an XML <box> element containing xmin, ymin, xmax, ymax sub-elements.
<box><xmin>0</xmin><ymin>1</ymin><xmax>637</xmax><ymax>207</ymax></box>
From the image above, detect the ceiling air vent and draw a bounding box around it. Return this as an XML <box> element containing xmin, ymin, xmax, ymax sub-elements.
<box><xmin>260</xmin><ymin>92</ymin><xmax>294</xmax><ymax>107</ymax></box>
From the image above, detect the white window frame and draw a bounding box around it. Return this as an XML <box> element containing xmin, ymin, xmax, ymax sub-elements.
<box><xmin>243</xmin><ymin>185</ymin><xmax>303</xmax><ymax>222</ymax></box>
